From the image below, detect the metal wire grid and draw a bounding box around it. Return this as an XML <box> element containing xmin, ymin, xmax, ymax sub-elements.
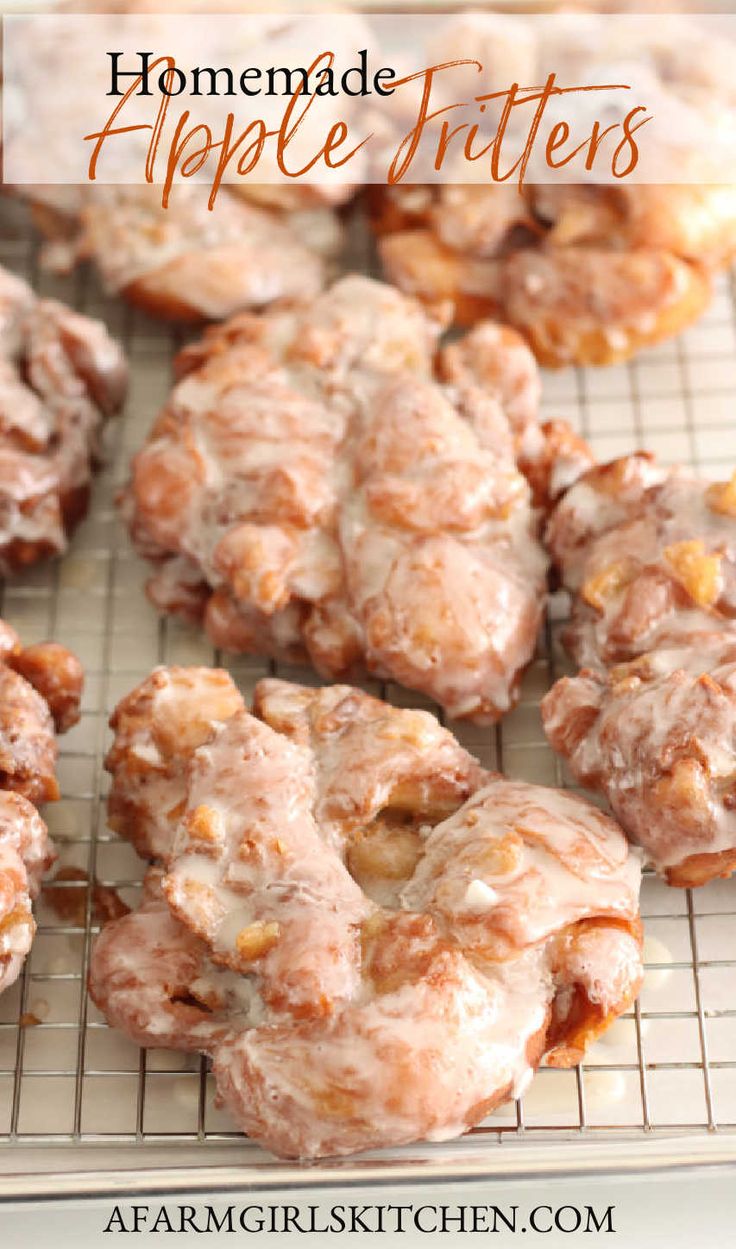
<box><xmin>0</xmin><ymin>196</ymin><xmax>735</xmax><ymax>1166</ymax></box>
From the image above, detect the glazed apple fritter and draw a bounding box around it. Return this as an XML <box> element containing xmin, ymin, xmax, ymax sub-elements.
<box><xmin>0</xmin><ymin>621</ymin><xmax>83</xmax><ymax>994</ymax></box>
<box><xmin>542</xmin><ymin>455</ymin><xmax>736</xmax><ymax>886</ymax></box>
<box><xmin>121</xmin><ymin>276</ymin><xmax>595</xmax><ymax>722</ymax></box>
<box><xmin>0</xmin><ymin>265</ymin><xmax>126</xmax><ymax>574</ymax></box>
<box><xmin>91</xmin><ymin>667</ymin><xmax>643</xmax><ymax>1160</ymax></box>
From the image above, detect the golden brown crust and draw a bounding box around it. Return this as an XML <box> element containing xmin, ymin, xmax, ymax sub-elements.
<box><xmin>96</xmin><ymin>669</ymin><xmax>643</xmax><ymax>1159</ymax></box>
<box><xmin>0</xmin><ymin>792</ymin><xmax>55</xmax><ymax>995</ymax></box>
<box><xmin>665</xmin><ymin>848</ymin><xmax>736</xmax><ymax>889</ymax></box>
<box><xmin>546</xmin><ymin>457</ymin><xmax>736</xmax><ymax>668</ymax></box>
<box><xmin>379</xmin><ymin>228</ymin><xmax>505</xmax><ymax>326</ymax></box>
<box><xmin>78</xmin><ymin>187</ymin><xmax>333</xmax><ymax>324</ymax></box>
<box><xmin>88</xmin><ymin>869</ymin><xmax>251</xmax><ymax>1052</ymax></box>
<box><xmin>10</xmin><ymin>643</ymin><xmax>83</xmax><ymax>733</ymax></box>
<box><xmin>0</xmin><ymin>668</ymin><xmax>58</xmax><ymax>805</ymax></box>
<box><xmin>542</xmin><ymin>649</ymin><xmax>736</xmax><ymax>886</ymax></box>
<box><xmin>520</xmin><ymin>421</ymin><xmax>597</xmax><ymax>513</ymax></box>
<box><xmin>0</xmin><ymin>633</ymin><xmax>83</xmax><ymax>805</ymax></box>
<box><xmin>105</xmin><ymin>666</ymin><xmax>246</xmax><ymax>861</ymax></box>
<box><xmin>542</xmin><ymin>458</ymin><xmax>736</xmax><ymax>886</ymax></box>
<box><xmin>545</xmin><ymin>917</ymin><xmax>644</xmax><ymax>1066</ymax></box>
<box><xmin>503</xmin><ymin>250</ymin><xmax>712</xmax><ymax>369</ymax></box>
<box><xmin>0</xmin><ymin>265</ymin><xmax>127</xmax><ymax>573</ymax></box>
<box><xmin>119</xmin><ymin>277</ymin><xmax>207</xmax><ymax>324</ymax></box>
<box><xmin>373</xmin><ymin>183</ymin><xmax>723</xmax><ymax>366</ymax></box>
<box><xmin>0</xmin><ymin>625</ymin><xmax>80</xmax><ymax>997</ymax></box>
<box><xmin>120</xmin><ymin>276</ymin><xmax>554</xmax><ymax>723</ymax></box>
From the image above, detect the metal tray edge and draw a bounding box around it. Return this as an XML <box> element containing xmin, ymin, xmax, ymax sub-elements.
<box><xmin>2</xmin><ymin>1134</ymin><xmax>735</xmax><ymax>1201</ymax></box>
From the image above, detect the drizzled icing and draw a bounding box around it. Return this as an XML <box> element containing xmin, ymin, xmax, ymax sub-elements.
<box><xmin>105</xmin><ymin>665</ymin><xmax>246</xmax><ymax>861</ymax></box>
<box><xmin>0</xmin><ymin>265</ymin><xmax>127</xmax><ymax>573</ymax></box>
<box><xmin>373</xmin><ymin>17</ymin><xmax>736</xmax><ymax>367</ymax></box>
<box><xmin>88</xmin><ymin>869</ymin><xmax>262</xmax><ymax>1051</ymax></box>
<box><xmin>543</xmin><ymin>633</ymin><xmax>736</xmax><ymax>880</ymax></box>
<box><xmin>0</xmin><ymin>621</ymin><xmax>82</xmax><ymax>996</ymax></box>
<box><xmin>0</xmin><ymin>622</ymin><xmax>83</xmax><ymax>807</ymax></box>
<box><xmin>213</xmin><ymin>932</ymin><xmax>551</xmax><ymax>1160</ymax></box>
<box><xmin>164</xmin><ymin>711</ymin><xmax>372</xmax><ymax>1014</ymax></box>
<box><xmin>0</xmin><ymin>792</ymin><xmax>55</xmax><ymax>995</ymax></box>
<box><xmin>122</xmin><ymin>275</ymin><xmax>554</xmax><ymax>722</ymax></box>
<box><xmin>81</xmin><ymin>187</ymin><xmax>336</xmax><ymax>320</ymax></box>
<box><xmin>546</xmin><ymin>456</ymin><xmax>736</xmax><ymax>668</ymax></box>
<box><xmin>377</xmin><ymin>190</ymin><xmax>714</xmax><ymax>368</ymax></box>
<box><xmin>543</xmin><ymin>453</ymin><xmax>736</xmax><ymax>884</ymax></box>
<box><xmin>403</xmin><ymin>779</ymin><xmax>642</xmax><ymax>958</ymax></box>
<box><xmin>97</xmin><ymin>669</ymin><xmax>643</xmax><ymax>1159</ymax></box>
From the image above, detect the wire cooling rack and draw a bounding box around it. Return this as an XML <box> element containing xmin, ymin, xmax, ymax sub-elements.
<box><xmin>0</xmin><ymin>194</ymin><xmax>735</xmax><ymax>1198</ymax></box>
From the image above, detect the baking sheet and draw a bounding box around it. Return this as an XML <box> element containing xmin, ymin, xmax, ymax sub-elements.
<box><xmin>0</xmin><ymin>195</ymin><xmax>735</xmax><ymax>1193</ymax></box>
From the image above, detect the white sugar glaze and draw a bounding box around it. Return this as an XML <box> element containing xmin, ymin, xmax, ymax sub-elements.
<box><xmin>97</xmin><ymin>670</ymin><xmax>644</xmax><ymax>1159</ymax></box>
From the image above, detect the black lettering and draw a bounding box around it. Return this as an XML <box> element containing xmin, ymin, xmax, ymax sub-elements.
<box><xmin>102</xmin><ymin>1205</ymin><xmax>128</xmax><ymax>1233</ymax></box>
<box><xmin>555</xmin><ymin>1205</ymin><xmax>582</xmax><ymax>1233</ymax></box>
<box><xmin>239</xmin><ymin>67</ymin><xmax>262</xmax><ymax>96</ymax></box>
<box><xmin>492</xmin><ymin>1205</ymin><xmax>518</xmax><ymax>1233</ymax></box>
<box><xmin>414</xmin><ymin>1206</ymin><xmax>437</xmax><ymax>1234</ymax></box>
<box><xmin>374</xmin><ymin>66</ymin><xmax>396</xmax><ymax>96</ymax></box>
<box><xmin>439</xmin><ymin>1206</ymin><xmax>467</xmax><ymax>1233</ymax></box>
<box><xmin>267</xmin><ymin>67</ymin><xmax>310</xmax><ymax>97</ymax></box>
<box><xmin>470</xmin><ymin>1206</ymin><xmax>489</xmax><ymax>1233</ymax></box>
<box><xmin>239</xmin><ymin>1206</ymin><xmax>265</xmax><ymax>1233</ymax></box>
<box><xmin>107</xmin><ymin>51</ymin><xmax>153</xmax><ymax>96</ymax></box>
<box><xmin>191</xmin><ymin>66</ymin><xmax>235</xmax><ymax>96</ymax></box>
<box><xmin>350</xmin><ymin>1206</ymin><xmax>374</xmax><ymax>1233</ymax></box>
<box><xmin>530</xmin><ymin>1205</ymin><xmax>554</xmax><ymax>1233</ymax></box>
<box><xmin>389</xmin><ymin>1205</ymin><xmax>412</xmax><ymax>1234</ymax></box>
<box><xmin>342</xmin><ymin>49</ymin><xmax>369</xmax><ymax>97</ymax></box>
<box><xmin>150</xmin><ymin>1206</ymin><xmax>173</xmax><ymax>1232</ymax></box>
<box><xmin>330</xmin><ymin>1206</ymin><xmax>346</xmax><ymax>1233</ymax></box>
<box><xmin>304</xmin><ymin>1205</ymin><xmax>329</xmax><ymax>1235</ymax></box>
<box><xmin>204</xmin><ymin>1207</ymin><xmax>234</xmax><ymax>1233</ymax></box>
<box><xmin>315</xmin><ymin>67</ymin><xmax>338</xmax><ymax>97</ymax></box>
<box><xmin>281</xmin><ymin>1206</ymin><xmax>302</xmax><ymax>1232</ymax></box>
<box><xmin>586</xmin><ymin>1206</ymin><xmax>616</xmax><ymax>1233</ymax></box>
<box><xmin>159</xmin><ymin>65</ymin><xmax>187</xmax><ymax>97</ymax></box>
<box><xmin>178</xmin><ymin>1206</ymin><xmax>199</xmax><ymax>1233</ymax></box>
<box><xmin>130</xmin><ymin>1207</ymin><xmax>149</xmax><ymax>1232</ymax></box>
